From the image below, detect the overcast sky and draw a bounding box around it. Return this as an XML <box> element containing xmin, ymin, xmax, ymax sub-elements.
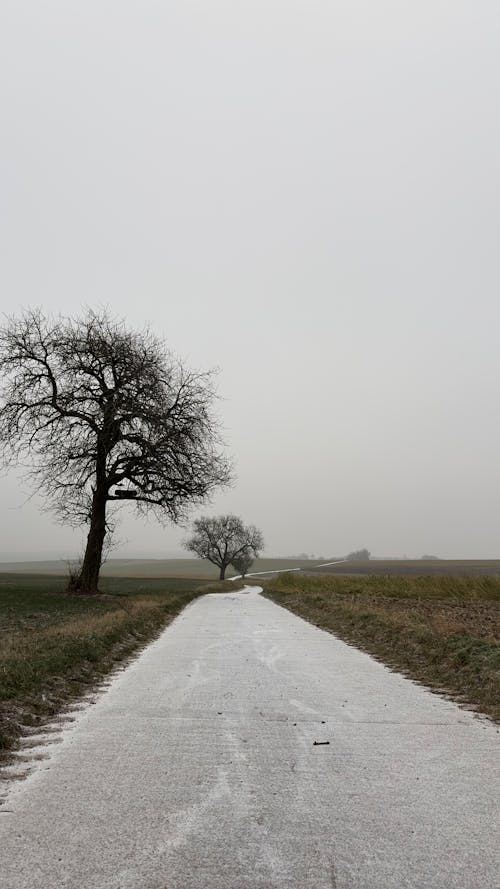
<box><xmin>1</xmin><ymin>1</ymin><xmax>499</xmax><ymax>560</ymax></box>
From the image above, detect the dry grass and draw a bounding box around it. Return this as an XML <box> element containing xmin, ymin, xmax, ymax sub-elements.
<box><xmin>262</xmin><ymin>573</ymin><xmax>500</xmax><ymax>722</ymax></box>
<box><xmin>0</xmin><ymin>575</ymin><xmax>242</xmax><ymax>765</ymax></box>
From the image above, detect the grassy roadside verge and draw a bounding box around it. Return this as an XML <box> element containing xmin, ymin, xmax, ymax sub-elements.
<box><xmin>262</xmin><ymin>573</ymin><xmax>500</xmax><ymax>722</ymax></box>
<box><xmin>0</xmin><ymin>574</ymin><xmax>241</xmax><ymax>765</ymax></box>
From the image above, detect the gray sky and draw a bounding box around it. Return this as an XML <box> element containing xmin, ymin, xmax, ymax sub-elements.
<box><xmin>1</xmin><ymin>1</ymin><xmax>499</xmax><ymax>560</ymax></box>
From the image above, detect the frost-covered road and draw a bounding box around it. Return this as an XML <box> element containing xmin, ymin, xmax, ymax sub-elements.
<box><xmin>1</xmin><ymin>588</ymin><xmax>499</xmax><ymax>888</ymax></box>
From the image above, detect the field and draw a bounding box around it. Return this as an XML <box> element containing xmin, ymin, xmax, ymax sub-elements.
<box><xmin>263</xmin><ymin>572</ymin><xmax>500</xmax><ymax>722</ymax></box>
<box><xmin>0</xmin><ymin>558</ymin><xmax>324</xmax><ymax>579</ymax></box>
<box><xmin>309</xmin><ymin>559</ymin><xmax>500</xmax><ymax>576</ymax></box>
<box><xmin>3</xmin><ymin>561</ymin><xmax>499</xmax><ymax>767</ymax></box>
<box><xmin>0</xmin><ymin>573</ymin><xmax>241</xmax><ymax>766</ymax></box>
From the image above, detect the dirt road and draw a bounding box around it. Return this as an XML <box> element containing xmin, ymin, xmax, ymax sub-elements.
<box><xmin>1</xmin><ymin>588</ymin><xmax>498</xmax><ymax>888</ymax></box>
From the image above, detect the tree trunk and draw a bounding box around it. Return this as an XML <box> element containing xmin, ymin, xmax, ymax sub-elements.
<box><xmin>71</xmin><ymin>489</ymin><xmax>107</xmax><ymax>595</ymax></box>
<box><xmin>219</xmin><ymin>564</ymin><xmax>226</xmax><ymax>580</ymax></box>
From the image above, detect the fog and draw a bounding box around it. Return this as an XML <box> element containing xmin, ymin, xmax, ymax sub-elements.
<box><xmin>1</xmin><ymin>1</ymin><xmax>499</xmax><ymax>560</ymax></box>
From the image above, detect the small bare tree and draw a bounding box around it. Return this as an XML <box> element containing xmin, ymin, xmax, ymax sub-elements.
<box><xmin>185</xmin><ymin>515</ymin><xmax>264</xmax><ymax>580</ymax></box>
<box><xmin>0</xmin><ymin>309</ymin><xmax>231</xmax><ymax>594</ymax></box>
<box><xmin>346</xmin><ymin>548</ymin><xmax>371</xmax><ymax>561</ymax></box>
<box><xmin>230</xmin><ymin>551</ymin><xmax>254</xmax><ymax>579</ymax></box>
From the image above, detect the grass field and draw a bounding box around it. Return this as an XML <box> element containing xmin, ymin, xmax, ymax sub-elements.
<box><xmin>0</xmin><ymin>573</ymin><xmax>240</xmax><ymax>765</ymax></box>
<box><xmin>0</xmin><ymin>558</ymin><xmax>324</xmax><ymax>578</ymax></box>
<box><xmin>262</xmin><ymin>572</ymin><xmax>500</xmax><ymax>722</ymax></box>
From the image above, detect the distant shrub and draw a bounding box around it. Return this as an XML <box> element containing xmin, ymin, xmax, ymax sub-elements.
<box><xmin>346</xmin><ymin>548</ymin><xmax>371</xmax><ymax>561</ymax></box>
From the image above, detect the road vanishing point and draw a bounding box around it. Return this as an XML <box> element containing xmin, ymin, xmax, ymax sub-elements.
<box><xmin>1</xmin><ymin>587</ymin><xmax>499</xmax><ymax>888</ymax></box>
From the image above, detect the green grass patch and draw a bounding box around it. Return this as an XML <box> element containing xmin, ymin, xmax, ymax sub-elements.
<box><xmin>262</xmin><ymin>573</ymin><xmax>500</xmax><ymax>722</ymax></box>
<box><xmin>0</xmin><ymin>573</ymin><xmax>241</xmax><ymax>764</ymax></box>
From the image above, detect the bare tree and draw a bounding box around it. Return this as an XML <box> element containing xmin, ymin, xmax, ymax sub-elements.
<box><xmin>230</xmin><ymin>551</ymin><xmax>254</xmax><ymax>579</ymax></box>
<box><xmin>0</xmin><ymin>309</ymin><xmax>231</xmax><ymax>594</ymax></box>
<box><xmin>185</xmin><ymin>515</ymin><xmax>264</xmax><ymax>580</ymax></box>
<box><xmin>346</xmin><ymin>548</ymin><xmax>371</xmax><ymax>561</ymax></box>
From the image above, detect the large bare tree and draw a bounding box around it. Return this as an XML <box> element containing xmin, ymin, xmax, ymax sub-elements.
<box><xmin>185</xmin><ymin>515</ymin><xmax>264</xmax><ymax>580</ymax></box>
<box><xmin>0</xmin><ymin>309</ymin><xmax>231</xmax><ymax>593</ymax></box>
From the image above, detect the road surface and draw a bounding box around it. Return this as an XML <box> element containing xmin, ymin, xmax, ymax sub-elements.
<box><xmin>1</xmin><ymin>588</ymin><xmax>499</xmax><ymax>888</ymax></box>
